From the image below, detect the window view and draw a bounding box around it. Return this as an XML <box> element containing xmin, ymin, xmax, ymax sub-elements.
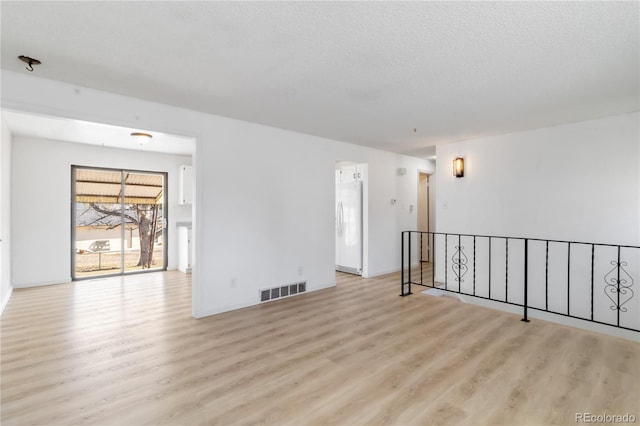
<box><xmin>73</xmin><ymin>167</ymin><xmax>166</xmax><ymax>278</ymax></box>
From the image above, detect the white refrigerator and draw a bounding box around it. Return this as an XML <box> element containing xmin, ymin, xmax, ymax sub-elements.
<box><xmin>335</xmin><ymin>181</ymin><xmax>363</xmax><ymax>275</ymax></box>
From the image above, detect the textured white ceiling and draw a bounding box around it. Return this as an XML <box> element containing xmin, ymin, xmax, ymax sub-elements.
<box><xmin>1</xmin><ymin>1</ymin><xmax>638</xmax><ymax>158</ymax></box>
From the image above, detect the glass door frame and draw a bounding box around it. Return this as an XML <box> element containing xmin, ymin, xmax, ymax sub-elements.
<box><xmin>71</xmin><ymin>165</ymin><xmax>169</xmax><ymax>280</ymax></box>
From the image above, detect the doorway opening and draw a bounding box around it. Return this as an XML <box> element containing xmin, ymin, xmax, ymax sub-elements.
<box><xmin>335</xmin><ymin>161</ymin><xmax>366</xmax><ymax>276</ymax></box>
<box><xmin>418</xmin><ymin>172</ymin><xmax>432</xmax><ymax>263</ymax></box>
<box><xmin>71</xmin><ymin>166</ymin><xmax>168</xmax><ymax>279</ymax></box>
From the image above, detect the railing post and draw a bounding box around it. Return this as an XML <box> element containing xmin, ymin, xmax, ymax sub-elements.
<box><xmin>407</xmin><ymin>232</ymin><xmax>412</xmax><ymax>295</ymax></box>
<box><xmin>400</xmin><ymin>231</ymin><xmax>412</xmax><ymax>296</ymax></box>
<box><xmin>488</xmin><ymin>237</ymin><xmax>492</xmax><ymax>299</ymax></box>
<box><xmin>400</xmin><ymin>231</ymin><xmax>405</xmax><ymax>296</ymax></box>
<box><xmin>567</xmin><ymin>242</ymin><xmax>571</xmax><ymax>316</ymax></box>
<box><xmin>420</xmin><ymin>232</ymin><xmax>424</xmax><ymax>285</ymax></box>
<box><xmin>432</xmin><ymin>232</ymin><xmax>435</xmax><ymax>288</ymax></box>
<box><xmin>521</xmin><ymin>238</ymin><xmax>530</xmax><ymax>323</ymax></box>
<box><xmin>457</xmin><ymin>234</ymin><xmax>462</xmax><ymax>293</ymax></box>
<box><xmin>505</xmin><ymin>238</ymin><xmax>509</xmax><ymax>302</ymax></box>
<box><xmin>545</xmin><ymin>241</ymin><xmax>549</xmax><ymax>311</ymax></box>
<box><xmin>616</xmin><ymin>245</ymin><xmax>621</xmax><ymax>327</ymax></box>
<box><xmin>444</xmin><ymin>234</ymin><xmax>448</xmax><ymax>290</ymax></box>
<box><xmin>590</xmin><ymin>244</ymin><xmax>594</xmax><ymax>321</ymax></box>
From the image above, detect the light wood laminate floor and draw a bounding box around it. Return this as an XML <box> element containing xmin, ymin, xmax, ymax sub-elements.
<box><xmin>1</xmin><ymin>270</ymin><xmax>638</xmax><ymax>426</ymax></box>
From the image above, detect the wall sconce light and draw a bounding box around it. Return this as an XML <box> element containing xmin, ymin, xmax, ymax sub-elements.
<box><xmin>453</xmin><ymin>157</ymin><xmax>464</xmax><ymax>178</ymax></box>
<box><xmin>131</xmin><ymin>132</ymin><xmax>153</xmax><ymax>146</ymax></box>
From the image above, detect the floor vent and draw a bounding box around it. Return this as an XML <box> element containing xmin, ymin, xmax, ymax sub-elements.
<box><xmin>260</xmin><ymin>281</ymin><xmax>306</xmax><ymax>303</ymax></box>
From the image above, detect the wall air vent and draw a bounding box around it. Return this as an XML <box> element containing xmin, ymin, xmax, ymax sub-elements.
<box><xmin>259</xmin><ymin>281</ymin><xmax>306</xmax><ymax>303</ymax></box>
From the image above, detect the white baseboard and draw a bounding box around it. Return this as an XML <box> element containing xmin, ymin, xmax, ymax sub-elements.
<box><xmin>194</xmin><ymin>298</ymin><xmax>259</xmax><ymax>319</ymax></box>
<box><xmin>450</xmin><ymin>293</ymin><xmax>640</xmax><ymax>342</ymax></box>
<box><xmin>193</xmin><ymin>281</ymin><xmax>335</xmax><ymax>319</ymax></box>
<box><xmin>365</xmin><ymin>262</ymin><xmax>420</xmax><ymax>278</ymax></box>
<box><xmin>12</xmin><ymin>277</ymin><xmax>71</xmax><ymax>288</ymax></box>
<box><xmin>1</xmin><ymin>286</ymin><xmax>13</xmax><ymax>315</ymax></box>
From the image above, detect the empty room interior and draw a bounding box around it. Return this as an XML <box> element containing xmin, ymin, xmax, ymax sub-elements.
<box><xmin>1</xmin><ymin>2</ymin><xmax>639</xmax><ymax>426</ymax></box>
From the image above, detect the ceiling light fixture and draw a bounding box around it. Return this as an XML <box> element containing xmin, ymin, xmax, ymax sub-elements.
<box><xmin>18</xmin><ymin>55</ymin><xmax>41</xmax><ymax>72</ymax></box>
<box><xmin>131</xmin><ymin>132</ymin><xmax>153</xmax><ymax>146</ymax></box>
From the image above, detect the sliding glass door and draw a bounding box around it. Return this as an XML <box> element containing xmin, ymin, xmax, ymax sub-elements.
<box><xmin>72</xmin><ymin>166</ymin><xmax>167</xmax><ymax>279</ymax></box>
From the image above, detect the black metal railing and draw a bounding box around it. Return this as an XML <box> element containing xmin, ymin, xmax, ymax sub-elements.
<box><xmin>401</xmin><ymin>231</ymin><xmax>640</xmax><ymax>332</ymax></box>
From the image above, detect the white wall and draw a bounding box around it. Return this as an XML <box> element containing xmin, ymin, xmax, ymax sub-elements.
<box><xmin>436</xmin><ymin>112</ymin><xmax>640</xmax><ymax>245</ymax></box>
<box><xmin>0</xmin><ymin>117</ymin><xmax>13</xmax><ymax>313</ymax></box>
<box><xmin>433</xmin><ymin>112</ymin><xmax>640</xmax><ymax>336</ymax></box>
<box><xmin>193</xmin><ymin>116</ymin><xmax>433</xmax><ymax>315</ymax></box>
<box><xmin>11</xmin><ymin>136</ymin><xmax>191</xmax><ymax>287</ymax></box>
<box><xmin>1</xmin><ymin>71</ymin><xmax>432</xmax><ymax>317</ymax></box>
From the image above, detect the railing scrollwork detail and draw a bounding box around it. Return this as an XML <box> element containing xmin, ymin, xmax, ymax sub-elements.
<box><xmin>452</xmin><ymin>245</ymin><xmax>468</xmax><ymax>283</ymax></box>
<box><xmin>604</xmin><ymin>260</ymin><xmax>635</xmax><ymax>312</ymax></box>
